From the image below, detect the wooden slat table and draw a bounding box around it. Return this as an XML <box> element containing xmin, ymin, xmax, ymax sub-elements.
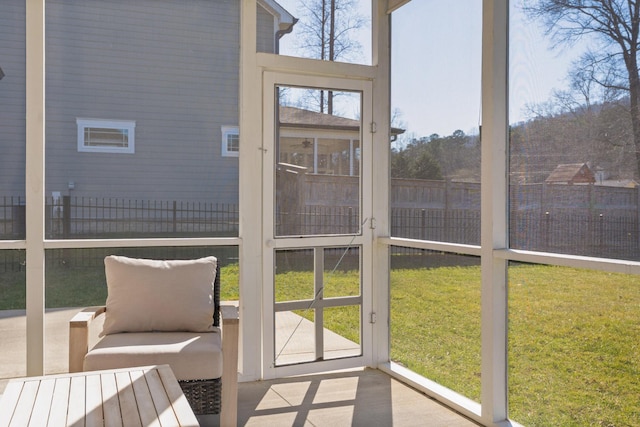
<box><xmin>0</xmin><ymin>365</ymin><xmax>199</xmax><ymax>427</ymax></box>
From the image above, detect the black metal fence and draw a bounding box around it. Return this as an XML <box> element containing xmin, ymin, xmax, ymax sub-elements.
<box><xmin>277</xmin><ymin>206</ymin><xmax>360</xmax><ymax>236</ymax></box>
<box><xmin>0</xmin><ymin>196</ymin><xmax>25</xmax><ymax>238</ymax></box>
<box><xmin>48</xmin><ymin>197</ymin><xmax>239</xmax><ymax>238</ymax></box>
<box><xmin>1</xmin><ymin>192</ymin><xmax>639</xmax><ymax>272</ymax></box>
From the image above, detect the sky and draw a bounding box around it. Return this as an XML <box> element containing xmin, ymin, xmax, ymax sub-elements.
<box><xmin>275</xmin><ymin>0</ymin><xmax>580</xmax><ymax>140</ymax></box>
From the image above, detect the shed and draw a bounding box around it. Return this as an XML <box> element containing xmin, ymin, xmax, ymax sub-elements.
<box><xmin>545</xmin><ymin>163</ymin><xmax>595</xmax><ymax>185</ymax></box>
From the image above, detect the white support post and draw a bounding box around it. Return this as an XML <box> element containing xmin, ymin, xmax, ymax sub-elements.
<box><xmin>480</xmin><ymin>0</ymin><xmax>509</xmax><ymax>424</ymax></box>
<box><xmin>25</xmin><ymin>0</ymin><xmax>46</xmax><ymax>377</ymax></box>
<box><xmin>239</xmin><ymin>0</ymin><xmax>262</xmax><ymax>381</ymax></box>
<box><xmin>371</xmin><ymin>0</ymin><xmax>392</xmax><ymax>366</ymax></box>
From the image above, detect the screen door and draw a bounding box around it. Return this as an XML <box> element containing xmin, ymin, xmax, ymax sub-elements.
<box><xmin>262</xmin><ymin>72</ymin><xmax>374</xmax><ymax>378</ymax></box>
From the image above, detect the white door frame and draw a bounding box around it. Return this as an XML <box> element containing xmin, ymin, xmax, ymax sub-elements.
<box><xmin>262</xmin><ymin>71</ymin><xmax>374</xmax><ymax>379</ymax></box>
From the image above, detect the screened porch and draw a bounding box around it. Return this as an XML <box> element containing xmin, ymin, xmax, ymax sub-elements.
<box><xmin>1</xmin><ymin>1</ymin><xmax>638</xmax><ymax>426</ymax></box>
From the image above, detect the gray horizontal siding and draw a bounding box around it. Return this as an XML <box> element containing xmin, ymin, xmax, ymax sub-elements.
<box><xmin>45</xmin><ymin>0</ymin><xmax>243</xmax><ymax>204</ymax></box>
<box><xmin>0</xmin><ymin>0</ymin><xmax>27</xmax><ymax>196</ymax></box>
<box><xmin>257</xmin><ymin>4</ymin><xmax>276</xmax><ymax>53</ymax></box>
<box><xmin>2</xmin><ymin>0</ymin><xmax>279</xmax><ymax>206</ymax></box>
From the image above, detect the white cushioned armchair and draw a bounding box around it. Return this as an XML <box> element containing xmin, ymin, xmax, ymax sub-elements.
<box><xmin>68</xmin><ymin>256</ymin><xmax>239</xmax><ymax>426</ymax></box>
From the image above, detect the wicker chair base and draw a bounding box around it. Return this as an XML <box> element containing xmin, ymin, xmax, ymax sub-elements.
<box><xmin>179</xmin><ymin>378</ymin><xmax>222</xmax><ymax>415</ymax></box>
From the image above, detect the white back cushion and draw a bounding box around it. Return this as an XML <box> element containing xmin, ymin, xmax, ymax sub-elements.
<box><xmin>102</xmin><ymin>255</ymin><xmax>217</xmax><ymax>335</ymax></box>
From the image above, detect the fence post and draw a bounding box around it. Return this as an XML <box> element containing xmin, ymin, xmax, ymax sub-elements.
<box><xmin>421</xmin><ymin>209</ymin><xmax>426</xmax><ymax>240</ymax></box>
<box><xmin>637</xmin><ymin>186</ymin><xmax>640</xmax><ymax>252</ymax></box>
<box><xmin>12</xmin><ymin>196</ymin><xmax>26</xmax><ymax>238</ymax></box>
<box><xmin>444</xmin><ymin>179</ymin><xmax>450</xmax><ymax>241</ymax></box>
<box><xmin>544</xmin><ymin>211</ymin><xmax>550</xmax><ymax>251</ymax></box>
<box><xmin>599</xmin><ymin>213</ymin><xmax>604</xmax><ymax>251</ymax></box>
<box><xmin>63</xmin><ymin>195</ymin><xmax>71</xmax><ymax>238</ymax></box>
<box><xmin>173</xmin><ymin>201</ymin><xmax>177</xmax><ymax>233</ymax></box>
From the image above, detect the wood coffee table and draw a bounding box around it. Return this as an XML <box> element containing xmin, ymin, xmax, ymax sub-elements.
<box><xmin>0</xmin><ymin>365</ymin><xmax>198</xmax><ymax>427</ymax></box>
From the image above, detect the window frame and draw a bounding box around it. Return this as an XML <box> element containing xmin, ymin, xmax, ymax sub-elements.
<box><xmin>76</xmin><ymin>118</ymin><xmax>136</xmax><ymax>154</ymax></box>
<box><xmin>221</xmin><ymin>126</ymin><xmax>240</xmax><ymax>157</ymax></box>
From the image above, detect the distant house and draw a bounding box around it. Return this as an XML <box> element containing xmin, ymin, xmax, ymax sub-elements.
<box><xmin>279</xmin><ymin>106</ymin><xmax>364</xmax><ymax>176</ymax></box>
<box><xmin>0</xmin><ymin>0</ymin><xmax>295</xmax><ymax>206</ymax></box>
<box><xmin>278</xmin><ymin>106</ymin><xmax>404</xmax><ymax>176</ymax></box>
<box><xmin>545</xmin><ymin>163</ymin><xmax>595</xmax><ymax>185</ymax></box>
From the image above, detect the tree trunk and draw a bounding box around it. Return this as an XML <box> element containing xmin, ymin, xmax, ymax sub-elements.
<box><xmin>628</xmin><ymin>1</ymin><xmax>640</xmax><ymax>180</ymax></box>
<box><xmin>628</xmin><ymin>54</ymin><xmax>640</xmax><ymax>179</ymax></box>
<box><xmin>328</xmin><ymin>0</ymin><xmax>336</xmax><ymax>115</ymax></box>
<box><xmin>320</xmin><ymin>0</ymin><xmax>327</xmax><ymax>113</ymax></box>
<box><xmin>630</xmin><ymin>89</ymin><xmax>640</xmax><ymax>180</ymax></box>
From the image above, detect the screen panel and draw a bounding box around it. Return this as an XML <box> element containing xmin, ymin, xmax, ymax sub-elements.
<box><xmin>509</xmin><ymin>1</ymin><xmax>639</xmax><ymax>261</ymax></box>
<box><xmin>390</xmin><ymin>248</ymin><xmax>481</xmax><ymax>403</ymax></box>
<box><xmin>44</xmin><ymin>0</ymin><xmax>240</xmax><ymax>239</ymax></box>
<box><xmin>275</xmin><ymin>85</ymin><xmax>362</xmax><ymax>237</ymax></box>
<box><xmin>390</xmin><ymin>0</ymin><xmax>482</xmax><ymax>245</ymax></box>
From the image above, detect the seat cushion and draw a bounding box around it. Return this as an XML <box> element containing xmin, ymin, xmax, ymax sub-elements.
<box><xmin>102</xmin><ymin>255</ymin><xmax>218</xmax><ymax>336</ymax></box>
<box><xmin>83</xmin><ymin>331</ymin><xmax>222</xmax><ymax>380</ymax></box>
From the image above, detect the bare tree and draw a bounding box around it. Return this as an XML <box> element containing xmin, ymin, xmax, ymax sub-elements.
<box><xmin>295</xmin><ymin>0</ymin><xmax>367</xmax><ymax>114</ymax></box>
<box><xmin>524</xmin><ymin>0</ymin><xmax>640</xmax><ymax>177</ymax></box>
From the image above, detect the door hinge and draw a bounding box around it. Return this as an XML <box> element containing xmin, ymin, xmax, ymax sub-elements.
<box><xmin>369</xmin><ymin>312</ymin><xmax>377</xmax><ymax>324</ymax></box>
<box><xmin>370</xmin><ymin>122</ymin><xmax>377</xmax><ymax>133</ymax></box>
<box><xmin>369</xmin><ymin>217</ymin><xmax>376</xmax><ymax>229</ymax></box>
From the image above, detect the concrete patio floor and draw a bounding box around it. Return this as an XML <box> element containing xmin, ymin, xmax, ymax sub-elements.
<box><xmin>0</xmin><ymin>309</ymin><xmax>480</xmax><ymax>426</ymax></box>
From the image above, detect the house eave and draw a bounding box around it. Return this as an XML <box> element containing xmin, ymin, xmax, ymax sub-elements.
<box><xmin>258</xmin><ymin>0</ymin><xmax>296</xmax><ymax>30</ymax></box>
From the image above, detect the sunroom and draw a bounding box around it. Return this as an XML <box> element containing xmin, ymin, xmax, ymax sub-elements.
<box><xmin>1</xmin><ymin>0</ymin><xmax>638</xmax><ymax>426</ymax></box>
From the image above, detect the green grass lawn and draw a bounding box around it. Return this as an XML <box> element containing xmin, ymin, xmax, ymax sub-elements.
<box><xmin>389</xmin><ymin>262</ymin><xmax>639</xmax><ymax>427</ymax></box>
<box><xmin>1</xmin><ymin>260</ymin><xmax>638</xmax><ymax>426</ymax></box>
<box><xmin>0</xmin><ymin>262</ymin><xmax>240</xmax><ymax>311</ymax></box>
<box><xmin>390</xmin><ymin>264</ymin><xmax>482</xmax><ymax>402</ymax></box>
<box><xmin>508</xmin><ymin>264</ymin><xmax>640</xmax><ymax>427</ymax></box>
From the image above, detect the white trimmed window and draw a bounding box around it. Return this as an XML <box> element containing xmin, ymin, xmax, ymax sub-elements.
<box><xmin>221</xmin><ymin>126</ymin><xmax>239</xmax><ymax>157</ymax></box>
<box><xmin>77</xmin><ymin>118</ymin><xmax>135</xmax><ymax>153</ymax></box>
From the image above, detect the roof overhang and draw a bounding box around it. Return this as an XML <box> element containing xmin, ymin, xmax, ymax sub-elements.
<box><xmin>279</xmin><ymin>106</ymin><xmax>405</xmax><ymax>137</ymax></box>
<box><xmin>258</xmin><ymin>0</ymin><xmax>296</xmax><ymax>31</ymax></box>
<box><xmin>387</xmin><ymin>0</ymin><xmax>412</xmax><ymax>14</ymax></box>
